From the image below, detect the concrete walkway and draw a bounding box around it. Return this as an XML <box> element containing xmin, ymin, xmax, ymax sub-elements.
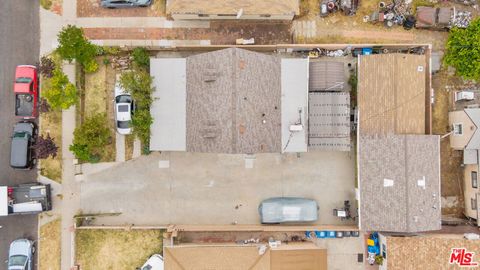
<box><xmin>115</xmin><ymin>133</ymin><xmax>126</xmax><ymax>162</ymax></box>
<box><xmin>60</xmin><ymin>63</ymin><xmax>80</xmax><ymax>270</ymax></box>
<box><xmin>133</xmin><ymin>138</ymin><xmax>141</xmax><ymax>158</ymax></box>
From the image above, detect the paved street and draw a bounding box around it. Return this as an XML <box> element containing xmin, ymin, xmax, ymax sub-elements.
<box><xmin>0</xmin><ymin>1</ymin><xmax>40</xmax><ymax>269</ymax></box>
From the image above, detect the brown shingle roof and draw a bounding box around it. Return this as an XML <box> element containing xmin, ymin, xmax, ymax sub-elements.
<box><xmin>167</xmin><ymin>0</ymin><xmax>300</xmax><ymax>16</ymax></box>
<box><xmin>164</xmin><ymin>244</ymin><xmax>327</xmax><ymax>270</ymax></box>
<box><xmin>358</xmin><ymin>54</ymin><xmax>427</xmax><ymax>135</ymax></box>
<box><xmin>359</xmin><ymin>135</ymin><xmax>441</xmax><ymax>232</ymax></box>
<box><xmin>186</xmin><ymin>48</ymin><xmax>281</xmax><ymax>154</ymax></box>
<box><xmin>386</xmin><ymin>235</ymin><xmax>480</xmax><ymax>270</ymax></box>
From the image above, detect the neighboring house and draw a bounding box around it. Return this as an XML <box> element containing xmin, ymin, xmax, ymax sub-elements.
<box><xmin>448</xmin><ymin>108</ymin><xmax>480</xmax><ymax>224</ymax></box>
<box><xmin>149</xmin><ymin>48</ymin><xmax>309</xmax><ymax>154</ymax></box>
<box><xmin>357</xmin><ymin>54</ymin><xmax>441</xmax><ymax>233</ymax></box>
<box><xmin>378</xmin><ymin>233</ymin><xmax>480</xmax><ymax>270</ymax></box>
<box><xmin>359</xmin><ymin>135</ymin><xmax>441</xmax><ymax>232</ymax></box>
<box><xmin>164</xmin><ymin>243</ymin><xmax>327</xmax><ymax>270</ymax></box>
<box><xmin>166</xmin><ymin>0</ymin><xmax>300</xmax><ymax>20</ymax></box>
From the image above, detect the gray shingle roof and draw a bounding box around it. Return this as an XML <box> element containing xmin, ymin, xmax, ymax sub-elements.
<box><xmin>186</xmin><ymin>48</ymin><xmax>281</xmax><ymax>154</ymax></box>
<box><xmin>465</xmin><ymin>108</ymin><xmax>480</xmax><ymax>149</ymax></box>
<box><xmin>359</xmin><ymin>134</ymin><xmax>441</xmax><ymax>232</ymax></box>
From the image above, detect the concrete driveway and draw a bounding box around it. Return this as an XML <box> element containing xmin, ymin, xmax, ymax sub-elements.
<box><xmin>80</xmin><ymin>151</ymin><xmax>357</xmax><ymax>226</ymax></box>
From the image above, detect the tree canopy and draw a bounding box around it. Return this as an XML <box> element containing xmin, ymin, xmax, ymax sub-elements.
<box><xmin>444</xmin><ymin>18</ymin><xmax>480</xmax><ymax>80</ymax></box>
<box><xmin>42</xmin><ymin>68</ymin><xmax>78</xmax><ymax>110</ymax></box>
<box><xmin>56</xmin><ymin>25</ymin><xmax>98</xmax><ymax>72</ymax></box>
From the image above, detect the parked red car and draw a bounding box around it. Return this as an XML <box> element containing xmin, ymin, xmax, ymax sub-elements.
<box><xmin>14</xmin><ymin>65</ymin><xmax>38</xmax><ymax>119</ymax></box>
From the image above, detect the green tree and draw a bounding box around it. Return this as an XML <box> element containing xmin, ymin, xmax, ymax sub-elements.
<box><xmin>69</xmin><ymin>114</ymin><xmax>111</xmax><ymax>162</ymax></box>
<box><xmin>56</xmin><ymin>25</ymin><xmax>99</xmax><ymax>72</ymax></box>
<box><xmin>132</xmin><ymin>47</ymin><xmax>150</xmax><ymax>69</ymax></box>
<box><xmin>119</xmin><ymin>70</ymin><xmax>154</xmax><ymax>107</ymax></box>
<box><xmin>43</xmin><ymin>68</ymin><xmax>78</xmax><ymax>110</ymax></box>
<box><xmin>444</xmin><ymin>18</ymin><xmax>480</xmax><ymax>80</ymax></box>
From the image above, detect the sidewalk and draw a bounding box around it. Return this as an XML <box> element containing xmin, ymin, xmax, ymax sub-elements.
<box><xmin>60</xmin><ymin>62</ymin><xmax>79</xmax><ymax>270</ymax></box>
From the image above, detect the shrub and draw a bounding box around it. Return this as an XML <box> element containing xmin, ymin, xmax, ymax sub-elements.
<box><xmin>56</xmin><ymin>25</ymin><xmax>99</xmax><ymax>72</ymax></box>
<box><xmin>39</xmin><ymin>56</ymin><xmax>56</xmax><ymax>78</ymax></box>
<box><xmin>40</xmin><ymin>0</ymin><xmax>52</xmax><ymax>10</ymax></box>
<box><xmin>69</xmin><ymin>114</ymin><xmax>111</xmax><ymax>162</ymax></box>
<box><xmin>132</xmin><ymin>109</ymin><xmax>153</xmax><ymax>146</ymax></box>
<box><xmin>102</xmin><ymin>46</ymin><xmax>121</xmax><ymax>55</ymax></box>
<box><xmin>119</xmin><ymin>70</ymin><xmax>153</xmax><ymax>108</ymax></box>
<box><xmin>131</xmin><ymin>47</ymin><xmax>150</xmax><ymax>69</ymax></box>
<box><xmin>33</xmin><ymin>134</ymin><xmax>58</xmax><ymax>159</ymax></box>
<box><xmin>444</xmin><ymin>18</ymin><xmax>480</xmax><ymax>80</ymax></box>
<box><xmin>119</xmin><ymin>69</ymin><xmax>154</xmax><ymax>146</ymax></box>
<box><xmin>83</xmin><ymin>59</ymin><xmax>99</xmax><ymax>73</ymax></box>
<box><xmin>43</xmin><ymin>68</ymin><xmax>78</xmax><ymax>110</ymax></box>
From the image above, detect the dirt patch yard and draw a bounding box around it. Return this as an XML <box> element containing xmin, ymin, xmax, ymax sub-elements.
<box><xmin>75</xmin><ymin>229</ymin><xmax>164</xmax><ymax>270</ymax></box>
<box><xmin>432</xmin><ymin>70</ymin><xmax>467</xmax><ymax>217</ymax></box>
<box><xmin>294</xmin><ymin>0</ymin><xmax>476</xmax><ymax>50</ymax></box>
<box><xmin>39</xmin><ymin>219</ymin><xmax>61</xmax><ymax>270</ymax></box>
<box><xmin>77</xmin><ymin>0</ymin><xmax>165</xmax><ymax>17</ymax></box>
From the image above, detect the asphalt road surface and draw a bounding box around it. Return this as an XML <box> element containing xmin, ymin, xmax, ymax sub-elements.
<box><xmin>0</xmin><ymin>1</ymin><xmax>40</xmax><ymax>269</ymax></box>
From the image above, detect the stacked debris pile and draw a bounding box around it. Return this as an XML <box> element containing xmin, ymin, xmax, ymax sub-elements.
<box><xmin>416</xmin><ymin>7</ymin><xmax>472</xmax><ymax>29</ymax></box>
<box><xmin>451</xmin><ymin>10</ymin><xmax>473</xmax><ymax>28</ymax></box>
<box><xmin>364</xmin><ymin>0</ymin><xmax>414</xmax><ymax>28</ymax></box>
<box><xmin>320</xmin><ymin>0</ymin><xmax>359</xmax><ymax>17</ymax></box>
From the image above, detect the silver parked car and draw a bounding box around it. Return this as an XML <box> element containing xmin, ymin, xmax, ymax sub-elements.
<box><xmin>7</xmin><ymin>239</ymin><xmax>34</xmax><ymax>270</ymax></box>
<box><xmin>258</xmin><ymin>197</ymin><xmax>319</xmax><ymax>224</ymax></box>
<box><xmin>101</xmin><ymin>0</ymin><xmax>152</xmax><ymax>8</ymax></box>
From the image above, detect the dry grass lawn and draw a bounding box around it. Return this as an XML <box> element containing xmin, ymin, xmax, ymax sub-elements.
<box><xmin>75</xmin><ymin>229</ymin><xmax>164</xmax><ymax>270</ymax></box>
<box><xmin>83</xmin><ymin>61</ymin><xmax>116</xmax><ymax>162</ymax></box>
<box><xmin>39</xmin><ymin>76</ymin><xmax>62</xmax><ymax>183</ymax></box>
<box><xmin>39</xmin><ymin>219</ymin><xmax>61</xmax><ymax>270</ymax></box>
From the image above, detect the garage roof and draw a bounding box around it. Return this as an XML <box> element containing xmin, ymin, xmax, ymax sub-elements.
<box><xmin>359</xmin><ymin>135</ymin><xmax>441</xmax><ymax>232</ymax></box>
<box><xmin>358</xmin><ymin>54</ymin><xmax>427</xmax><ymax>135</ymax></box>
<box><xmin>149</xmin><ymin>58</ymin><xmax>186</xmax><ymax>151</ymax></box>
<box><xmin>308</xmin><ymin>92</ymin><xmax>350</xmax><ymax>151</ymax></box>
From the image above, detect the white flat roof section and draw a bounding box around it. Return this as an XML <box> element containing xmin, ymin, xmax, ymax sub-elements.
<box><xmin>281</xmin><ymin>58</ymin><xmax>309</xmax><ymax>153</ymax></box>
<box><xmin>150</xmin><ymin>58</ymin><xmax>187</xmax><ymax>151</ymax></box>
<box><xmin>0</xmin><ymin>186</ymin><xmax>8</xmax><ymax>216</ymax></box>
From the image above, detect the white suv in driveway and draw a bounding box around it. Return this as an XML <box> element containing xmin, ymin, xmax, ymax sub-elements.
<box><xmin>7</xmin><ymin>239</ymin><xmax>34</xmax><ymax>270</ymax></box>
<box><xmin>114</xmin><ymin>76</ymin><xmax>135</xmax><ymax>135</ymax></box>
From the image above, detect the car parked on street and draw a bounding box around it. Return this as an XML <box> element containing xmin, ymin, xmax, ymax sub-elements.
<box><xmin>114</xmin><ymin>76</ymin><xmax>135</xmax><ymax>135</ymax></box>
<box><xmin>258</xmin><ymin>197</ymin><xmax>319</xmax><ymax>224</ymax></box>
<box><xmin>101</xmin><ymin>0</ymin><xmax>152</xmax><ymax>8</ymax></box>
<box><xmin>10</xmin><ymin>122</ymin><xmax>36</xmax><ymax>170</ymax></box>
<box><xmin>7</xmin><ymin>239</ymin><xmax>34</xmax><ymax>270</ymax></box>
<box><xmin>140</xmin><ymin>254</ymin><xmax>164</xmax><ymax>270</ymax></box>
<box><xmin>14</xmin><ymin>65</ymin><xmax>39</xmax><ymax>119</ymax></box>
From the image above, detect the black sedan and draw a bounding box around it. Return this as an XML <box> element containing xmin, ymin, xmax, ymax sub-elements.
<box><xmin>101</xmin><ymin>0</ymin><xmax>152</xmax><ymax>8</ymax></box>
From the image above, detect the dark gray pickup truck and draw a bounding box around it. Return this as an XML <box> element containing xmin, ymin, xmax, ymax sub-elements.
<box><xmin>10</xmin><ymin>122</ymin><xmax>36</xmax><ymax>170</ymax></box>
